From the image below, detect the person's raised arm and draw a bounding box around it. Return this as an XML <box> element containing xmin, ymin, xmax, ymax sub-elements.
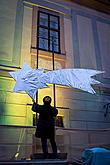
<box><xmin>32</xmin><ymin>100</ymin><xmax>36</xmax><ymax>112</ymax></box>
<box><xmin>31</xmin><ymin>99</ymin><xmax>39</xmax><ymax>112</ymax></box>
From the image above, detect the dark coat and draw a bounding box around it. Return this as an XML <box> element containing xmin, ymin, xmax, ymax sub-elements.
<box><xmin>32</xmin><ymin>103</ymin><xmax>58</xmax><ymax>138</ymax></box>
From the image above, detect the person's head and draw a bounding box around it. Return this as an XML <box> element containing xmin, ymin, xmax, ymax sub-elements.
<box><xmin>43</xmin><ymin>96</ymin><xmax>52</xmax><ymax>105</ymax></box>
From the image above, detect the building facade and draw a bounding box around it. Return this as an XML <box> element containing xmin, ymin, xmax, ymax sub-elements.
<box><xmin>0</xmin><ymin>0</ymin><xmax>110</xmax><ymax>130</ymax></box>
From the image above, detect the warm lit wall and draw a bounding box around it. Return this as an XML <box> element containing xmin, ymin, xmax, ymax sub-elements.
<box><xmin>0</xmin><ymin>76</ymin><xmax>33</xmax><ymax>125</ymax></box>
<box><xmin>20</xmin><ymin>5</ymin><xmax>32</xmax><ymax>66</ymax></box>
<box><xmin>0</xmin><ymin>0</ymin><xmax>110</xmax><ymax>160</ymax></box>
<box><xmin>0</xmin><ymin>0</ymin><xmax>69</xmax><ymax>126</ymax></box>
<box><xmin>0</xmin><ymin>0</ymin><xmax>110</xmax><ymax>129</ymax></box>
<box><xmin>0</xmin><ymin>0</ymin><xmax>24</xmax><ymax>67</ymax></box>
<box><xmin>0</xmin><ymin>0</ymin><xmax>33</xmax><ymax>126</ymax></box>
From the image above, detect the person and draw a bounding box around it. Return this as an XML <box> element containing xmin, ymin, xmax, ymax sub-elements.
<box><xmin>32</xmin><ymin>96</ymin><xmax>58</xmax><ymax>159</ymax></box>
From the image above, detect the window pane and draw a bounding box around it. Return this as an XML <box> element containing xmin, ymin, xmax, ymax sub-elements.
<box><xmin>50</xmin><ymin>16</ymin><xmax>58</xmax><ymax>29</ymax></box>
<box><xmin>39</xmin><ymin>28</ymin><xmax>48</xmax><ymax>39</ymax></box>
<box><xmin>50</xmin><ymin>43</ymin><xmax>59</xmax><ymax>52</ymax></box>
<box><xmin>50</xmin><ymin>38</ymin><xmax>58</xmax><ymax>45</ymax></box>
<box><xmin>39</xmin><ymin>13</ymin><xmax>48</xmax><ymax>27</ymax></box>
<box><xmin>50</xmin><ymin>31</ymin><xmax>58</xmax><ymax>40</ymax></box>
<box><xmin>54</xmin><ymin>46</ymin><xmax>59</xmax><ymax>52</ymax></box>
<box><xmin>50</xmin><ymin>30</ymin><xmax>59</xmax><ymax>52</ymax></box>
<box><xmin>39</xmin><ymin>38</ymin><xmax>48</xmax><ymax>50</ymax></box>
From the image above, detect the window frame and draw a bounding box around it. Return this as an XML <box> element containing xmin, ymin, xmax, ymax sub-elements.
<box><xmin>37</xmin><ymin>11</ymin><xmax>61</xmax><ymax>54</ymax></box>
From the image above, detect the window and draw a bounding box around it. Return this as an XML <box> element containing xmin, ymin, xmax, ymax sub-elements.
<box><xmin>37</xmin><ymin>11</ymin><xmax>60</xmax><ymax>53</ymax></box>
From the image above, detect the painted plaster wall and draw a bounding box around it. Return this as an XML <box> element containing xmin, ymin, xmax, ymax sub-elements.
<box><xmin>0</xmin><ymin>0</ymin><xmax>24</xmax><ymax>67</ymax></box>
<box><xmin>97</xmin><ymin>22</ymin><xmax>110</xmax><ymax>78</ymax></box>
<box><xmin>20</xmin><ymin>5</ymin><xmax>32</xmax><ymax>66</ymax></box>
<box><xmin>48</xmin><ymin>0</ymin><xmax>110</xmax><ymax>129</ymax></box>
<box><xmin>0</xmin><ymin>0</ymin><xmax>110</xmax><ymax>129</ymax></box>
<box><xmin>0</xmin><ymin>0</ymin><xmax>33</xmax><ymax>126</ymax></box>
<box><xmin>0</xmin><ymin>0</ymin><xmax>110</xmax><ymax>160</ymax></box>
<box><xmin>0</xmin><ymin>77</ymin><xmax>33</xmax><ymax>125</ymax></box>
<box><xmin>68</xmin><ymin>4</ymin><xmax>110</xmax><ymax>129</ymax></box>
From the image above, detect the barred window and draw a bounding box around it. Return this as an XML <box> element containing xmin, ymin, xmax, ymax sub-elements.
<box><xmin>37</xmin><ymin>11</ymin><xmax>60</xmax><ymax>53</ymax></box>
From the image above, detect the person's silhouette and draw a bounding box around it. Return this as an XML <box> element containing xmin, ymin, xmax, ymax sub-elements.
<box><xmin>32</xmin><ymin>96</ymin><xmax>58</xmax><ymax>158</ymax></box>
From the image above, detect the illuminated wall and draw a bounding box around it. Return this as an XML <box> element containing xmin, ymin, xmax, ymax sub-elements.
<box><xmin>0</xmin><ymin>0</ymin><xmax>68</xmax><ymax>126</ymax></box>
<box><xmin>0</xmin><ymin>0</ymin><xmax>33</xmax><ymax>126</ymax></box>
<box><xmin>0</xmin><ymin>0</ymin><xmax>24</xmax><ymax>67</ymax></box>
<box><xmin>71</xmin><ymin>4</ymin><xmax>110</xmax><ymax>129</ymax></box>
<box><xmin>0</xmin><ymin>76</ymin><xmax>33</xmax><ymax>125</ymax></box>
<box><xmin>0</xmin><ymin>0</ymin><xmax>110</xmax><ymax>129</ymax></box>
